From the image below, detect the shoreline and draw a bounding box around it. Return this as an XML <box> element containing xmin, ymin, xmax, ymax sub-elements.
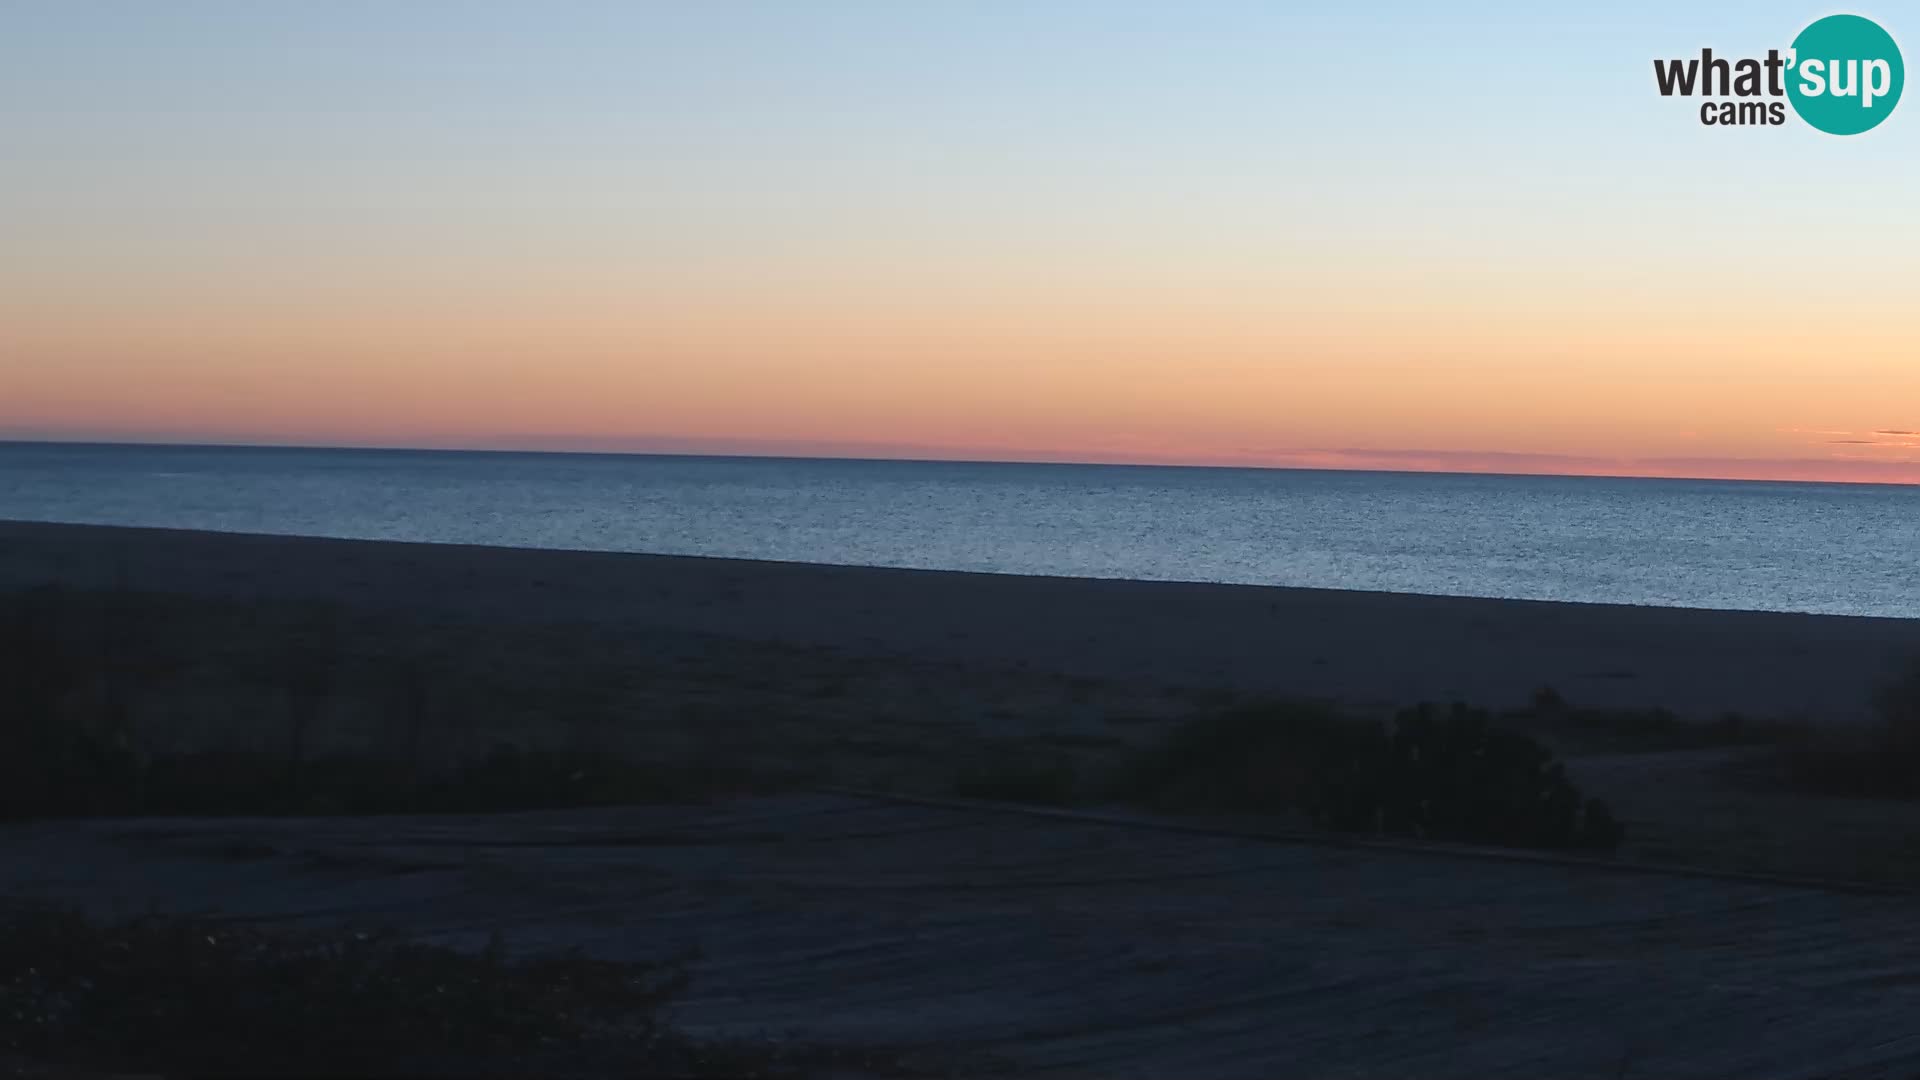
<box><xmin>7</xmin><ymin>515</ymin><xmax>1920</xmax><ymax>624</ymax></box>
<box><xmin>5</xmin><ymin>519</ymin><xmax>1917</xmax><ymax>724</ymax></box>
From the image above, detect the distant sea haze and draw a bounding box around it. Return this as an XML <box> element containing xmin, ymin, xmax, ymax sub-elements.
<box><xmin>2</xmin><ymin>442</ymin><xmax>1916</xmax><ymax>619</ymax></box>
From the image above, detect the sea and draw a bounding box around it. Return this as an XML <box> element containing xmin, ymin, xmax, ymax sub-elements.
<box><xmin>1</xmin><ymin>441</ymin><xmax>1915</xmax><ymax>618</ymax></box>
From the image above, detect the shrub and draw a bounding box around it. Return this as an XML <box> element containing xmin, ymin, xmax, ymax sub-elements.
<box><xmin>1381</xmin><ymin>703</ymin><xmax>1623</xmax><ymax>850</ymax></box>
<box><xmin>1522</xmin><ymin>685</ymin><xmax>1790</xmax><ymax>752</ymax></box>
<box><xmin>0</xmin><ymin>907</ymin><xmax>942</xmax><ymax>1078</ymax></box>
<box><xmin>0</xmin><ymin>906</ymin><xmax>690</xmax><ymax>1077</ymax></box>
<box><xmin>1110</xmin><ymin>702</ymin><xmax>1623</xmax><ymax>851</ymax></box>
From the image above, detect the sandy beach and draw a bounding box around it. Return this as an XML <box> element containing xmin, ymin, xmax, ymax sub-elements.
<box><xmin>4</xmin><ymin>519</ymin><xmax>1917</xmax><ymax>726</ymax></box>
<box><xmin>11</xmin><ymin>518</ymin><xmax>1920</xmax><ymax>884</ymax></box>
<box><xmin>9</xmin><ymin>523</ymin><xmax>1920</xmax><ymax>1074</ymax></box>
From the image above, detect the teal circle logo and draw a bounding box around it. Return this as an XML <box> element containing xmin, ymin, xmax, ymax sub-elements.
<box><xmin>1786</xmin><ymin>14</ymin><xmax>1904</xmax><ymax>134</ymax></box>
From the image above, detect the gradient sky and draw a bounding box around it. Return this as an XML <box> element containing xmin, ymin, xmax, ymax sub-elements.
<box><xmin>3</xmin><ymin>1</ymin><xmax>1917</xmax><ymax>482</ymax></box>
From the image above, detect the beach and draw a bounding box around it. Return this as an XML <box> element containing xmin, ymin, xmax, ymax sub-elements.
<box><xmin>4</xmin><ymin>518</ymin><xmax>1916</xmax><ymax>726</ymax></box>
<box><xmin>9</xmin><ymin>522</ymin><xmax>1920</xmax><ymax>1074</ymax></box>
<box><xmin>10</xmin><ymin>518</ymin><xmax>1920</xmax><ymax>884</ymax></box>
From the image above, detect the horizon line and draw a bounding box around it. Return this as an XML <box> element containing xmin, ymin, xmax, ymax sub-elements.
<box><xmin>4</xmin><ymin>435</ymin><xmax>1917</xmax><ymax>490</ymax></box>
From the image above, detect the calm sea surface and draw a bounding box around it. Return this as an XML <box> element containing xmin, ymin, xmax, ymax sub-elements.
<box><xmin>2</xmin><ymin>442</ymin><xmax>1915</xmax><ymax>618</ymax></box>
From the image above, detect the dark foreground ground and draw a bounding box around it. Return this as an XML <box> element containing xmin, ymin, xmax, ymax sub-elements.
<box><xmin>5</xmin><ymin>521</ymin><xmax>1920</xmax><ymax>1075</ymax></box>
<box><xmin>6</xmin><ymin>793</ymin><xmax>1920</xmax><ymax>1079</ymax></box>
<box><xmin>7</xmin><ymin>520</ymin><xmax>1920</xmax><ymax>880</ymax></box>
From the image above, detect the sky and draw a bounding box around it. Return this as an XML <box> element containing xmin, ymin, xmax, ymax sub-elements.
<box><xmin>3</xmin><ymin>1</ymin><xmax>1917</xmax><ymax>483</ymax></box>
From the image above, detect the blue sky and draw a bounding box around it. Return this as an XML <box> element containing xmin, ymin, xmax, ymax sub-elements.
<box><xmin>3</xmin><ymin>2</ymin><xmax>1916</xmax><ymax>481</ymax></box>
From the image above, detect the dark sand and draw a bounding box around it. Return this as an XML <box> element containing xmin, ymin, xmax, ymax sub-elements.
<box><xmin>4</xmin><ymin>519</ymin><xmax>1916</xmax><ymax>724</ymax></box>
<box><xmin>9</xmin><ymin>794</ymin><xmax>1920</xmax><ymax>1078</ymax></box>
<box><xmin>12</xmin><ymin>519</ymin><xmax>1920</xmax><ymax>882</ymax></box>
<box><xmin>10</xmin><ymin>523</ymin><xmax>1920</xmax><ymax>1072</ymax></box>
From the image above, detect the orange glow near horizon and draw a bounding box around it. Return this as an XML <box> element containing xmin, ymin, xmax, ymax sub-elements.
<box><xmin>5</xmin><ymin>265</ymin><xmax>1919</xmax><ymax>485</ymax></box>
<box><xmin>4</xmin><ymin>6</ymin><xmax>1917</xmax><ymax>486</ymax></box>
